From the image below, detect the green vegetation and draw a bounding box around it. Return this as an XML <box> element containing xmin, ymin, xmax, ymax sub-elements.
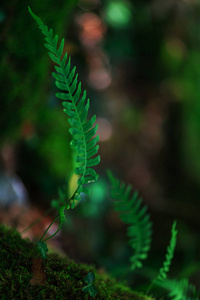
<box><xmin>108</xmin><ymin>172</ymin><xmax>199</xmax><ymax>299</ymax></box>
<box><xmin>0</xmin><ymin>225</ymin><xmax>152</xmax><ymax>300</ymax></box>
<box><xmin>27</xmin><ymin>7</ymin><xmax>100</xmax><ymax>253</ymax></box>
<box><xmin>108</xmin><ymin>170</ymin><xmax>152</xmax><ymax>271</ymax></box>
<box><xmin>147</xmin><ymin>221</ymin><xmax>178</xmax><ymax>294</ymax></box>
<box><xmin>82</xmin><ymin>272</ymin><xmax>97</xmax><ymax>297</ymax></box>
<box><xmin>28</xmin><ymin>7</ymin><xmax>100</xmax><ymax>202</ymax></box>
<box><xmin>156</xmin><ymin>221</ymin><xmax>178</xmax><ymax>282</ymax></box>
<box><xmin>0</xmin><ymin>4</ymin><xmax>200</xmax><ymax>300</ymax></box>
<box><xmin>167</xmin><ymin>279</ymin><xmax>199</xmax><ymax>300</ymax></box>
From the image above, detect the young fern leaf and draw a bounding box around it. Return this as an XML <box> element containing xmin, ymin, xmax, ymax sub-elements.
<box><xmin>107</xmin><ymin>170</ymin><xmax>152</xmax><ymax>271</ymax></box>
<box><xmin>156</xmin><ymin>221</ymin><xmax>178</xmax><ymax>282</ymax></box>
<box><xmin>29</xmin><ymin>7</ymin><xmax>100</xmax><ymax>203</ymax></box>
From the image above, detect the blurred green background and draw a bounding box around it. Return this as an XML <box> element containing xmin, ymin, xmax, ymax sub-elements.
<box><xmin>1</xmin><ymin>0</ymin><xmax>200</xmax><ymax>293</ymax></box>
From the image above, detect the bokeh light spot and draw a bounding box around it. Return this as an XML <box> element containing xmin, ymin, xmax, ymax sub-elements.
<box><xmin>77</xmin><ymin>12</ymin><xmax>106</xmax><ymax>47</ymax></box>
<box><xmin>96</xmin><ymin>118</ymin><xmax>112</xmax><ymax>142</ymax></box>
<box><xmin>105</xmin><ymin>1</ymin><xmax>132</xmax><ymax>28</ymax></box>
<box><xmin>88</xmin><ymin>68</ymin><xmax>111</xmax><ymax>90</ymax></box>
<box><xmin>90</xmin><ymin>181</ymin><xmax>106</xmax><ymax>204</ymax></box>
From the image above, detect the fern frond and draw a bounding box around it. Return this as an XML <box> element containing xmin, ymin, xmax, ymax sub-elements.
<box><xmin>165</xmin><ymin>278</ymin><xmax>200</xmax><ymax>300</ymax></box>
<box><xmin>29</xmin><ymin>7</ymin><xmax>100</xmax><ymax>203</ymax></box>
<box><xmin>156</xmin><ymin>221</ymin><xmax>178</xmax><ymax>282</ymax></box>
<box><xmin>107</xmin><ymin>170</ymin><xmax>152</xmax><ymax>271</ymax></box>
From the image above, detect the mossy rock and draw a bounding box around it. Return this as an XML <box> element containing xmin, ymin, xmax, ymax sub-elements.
<box><xmin>0</xmin><ymin>224</ymin><xmax>154</xmax><ymax>299</ymax></box>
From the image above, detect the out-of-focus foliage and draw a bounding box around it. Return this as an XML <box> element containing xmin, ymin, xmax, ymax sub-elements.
<box><xmin>0</xmin><ymin>0</ymin><xmax>76</xmax><ymax>143</ymax></box>
<box><xmin>108</xmin><ymin>170</ymin><xmax>152</xmax><ymax>271</ymax></box>
<box><xmin>0</xmin><ymin>0</ymin><xmax>77</xmax><ymax>197</ymax></box>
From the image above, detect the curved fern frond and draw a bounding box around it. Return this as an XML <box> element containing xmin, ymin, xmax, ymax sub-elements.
<box><xmin>29</xmin><ymin>7</ymin><xmax>100</xmax><ymax>203</ymax></box>
<box><xmin>107</xmin><ymin>170</ymin><xmax>152</xmax><ymax>271</ymax></box>
<box><xmin>156</xmin><ymin>221</ymin><xmax>178</xmax><ymax>282</ymax></box>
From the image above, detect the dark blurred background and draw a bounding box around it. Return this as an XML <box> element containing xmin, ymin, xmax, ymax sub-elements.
<box><xmin>1</xmin><ymin>0</ymin><xmax>200</xmax><ymax>293</ymax></box>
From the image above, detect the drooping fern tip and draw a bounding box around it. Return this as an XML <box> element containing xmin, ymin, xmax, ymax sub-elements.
<box><xmin>107</xmin><ymin>170</ymin><xmax>153</xmax><ymax>271</ymax></box>
<box><xmin>28</xmin><ymin>6</ymin><xmax>100</xmax><ymax>204</ymax></box>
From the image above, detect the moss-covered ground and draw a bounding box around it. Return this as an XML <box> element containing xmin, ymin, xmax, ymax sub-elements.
<box><xmin>0</xmin><ymin>225</ymin><xmax>154</xmax><ymax>299</ymax></box>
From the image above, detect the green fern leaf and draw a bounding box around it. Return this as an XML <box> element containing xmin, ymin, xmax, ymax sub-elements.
<box><xmin>29</xmin><ymin>7</ymin><xmax>100</xmax><ymax>202</ymax></box>
<box><xmin>37</xmin><ymin>241</ymin><xmax>48</xmax><ymax>260</ymax></box>
<box><xmin>107</xmin><ymin>170</ymin><xmax>152</xmax><ymax>271</ymax></box>
<box><xmin>156</xmin><ymin>221</ymin><xmax>178</xmax><ymax>282</ymax></box>
<box><xmin>147</xmin><ymin>221</ymin><xmax>178</xmax><ymax>293</ymax></box>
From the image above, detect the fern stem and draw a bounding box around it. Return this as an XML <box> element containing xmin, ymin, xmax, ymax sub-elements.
<box><xmin>39</xmin><ymin>188</ymin><xmax>78</xmax><ymax>242</ymax></box>
<box><xmin>39</xmin><ymin>213</ymin><xmax>60</xmax><ymax>242</ymax></box>
<box><xmin>58</xmin><ymin>56</ymin><xmax>88</xmax><ymax>193</ymax></box>
<box><xmin>42</xmin><ymin>216</ymin><xmax>62</xmax><ymax>243</ymax></box>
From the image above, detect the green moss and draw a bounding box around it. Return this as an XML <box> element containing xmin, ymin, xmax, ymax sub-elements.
<box><xmin>0</xmin><ymin>225</ymin><xmax>154</xmax><ymax>299</ymax></box>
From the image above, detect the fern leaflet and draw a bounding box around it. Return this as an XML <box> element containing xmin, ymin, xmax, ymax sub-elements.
<box><xmin>29</xmin><ymin>7</ymin><xmax>100</xmax><ymax>204</ymax></box>
<box><xmin>108</xmin><ymin>170</ymin><xmax>152</xmax><ymax>271</ymax></box>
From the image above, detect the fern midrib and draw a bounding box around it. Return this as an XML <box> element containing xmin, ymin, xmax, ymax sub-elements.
<box><xmin>60</xmin><ymin>58</ymin><xmax>87</xmax><ymax>181</ymax></box>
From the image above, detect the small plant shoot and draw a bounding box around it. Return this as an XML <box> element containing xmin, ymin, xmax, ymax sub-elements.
<box><xmin>82</xmin><ymin>272</ymin><xmax>97</xmax><ymax>298</ymax></box>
